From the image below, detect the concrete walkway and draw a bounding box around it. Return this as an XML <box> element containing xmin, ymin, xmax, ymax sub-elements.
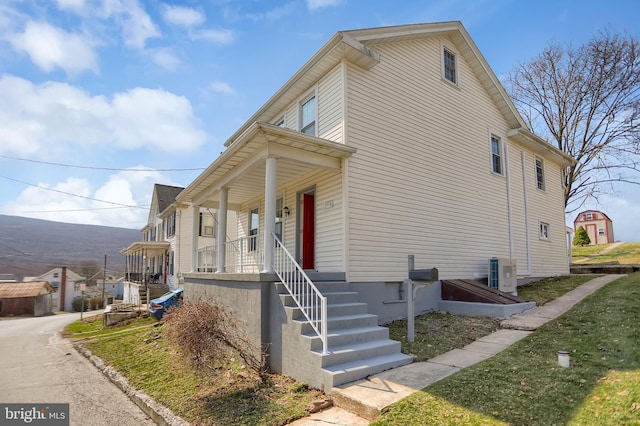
<box><xmin>291</xmin><ymin>274</ymin><xmax>625</xmax><ymax>425</ymax></box>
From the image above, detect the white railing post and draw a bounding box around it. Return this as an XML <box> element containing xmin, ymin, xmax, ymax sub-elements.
<box><xmin>271</xmin><ymin>233</ymin><xmax>329</xmax><ymax>354</ymax></box>
<box><xmin>321</xmin><ymin>296</ymin><xmax>328</xmax><ymax>354</ymax></box>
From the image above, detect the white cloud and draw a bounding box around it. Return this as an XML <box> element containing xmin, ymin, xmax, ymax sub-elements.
<box><xmin>306</xmin><ymin>0</ymin><xmax>343</xmax><ymax>10</ymax></box>
<box><xmin>222</xmin><ymin>2</ymin><xmax>295</xmax><ymax>23</ymax></box>
<box><xmin>118</xmin><ymin>1</ymin><xmax>160</xmax><ymax>49</ymax></box>
<box><xmin>190</xmin><ymin>28</ymin><xmax>234</xmax><ymax>44</ymax></box>
<box><xmin>148</xmin><ymin>47</ymin><xmax>181</xmax><ymax>71</ymax></box>
<box><xmin>9</xmin><ymin>21</ymin><xmax>98</xmax><ymax>75</ymax></box>
<box><xmin>0</xmin><ymin>75</ymin><xmax>206</xmax><ymax>156</ymax></box>
<box><xmin>112</xmin><ymin>87</ymin><xmax>206</xmax><ymax>152</ymax></box>
<box><xmin>161</xmin><ymin>4</ymin><xmax>205</xmax><ymax>28</ymax></box>
<box><xmin>210</xmin><ymin>81</ymin><xmax>235</xmax><ymax>95</ymax></box>
<box><xmin>55</xmin><ymin>0</ymin><xmax>87</xmax><ymax>12</ymax></box>
<box><xmin>1</xmin><ymin>169</ymin><xmax>172</xmax><ymax>227</ymax></box>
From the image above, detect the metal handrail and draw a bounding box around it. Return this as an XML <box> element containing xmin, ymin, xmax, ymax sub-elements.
<box><xmin>272</xmin><ymin>233</ymin><xmax>329</xmax><ymax>354</ymax></box>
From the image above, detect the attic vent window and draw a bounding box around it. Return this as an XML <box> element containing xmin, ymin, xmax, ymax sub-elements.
<box><xmin>443</xmin><ymin>48</ymin><xmax>457</xmax><ymax>84</ymax></box>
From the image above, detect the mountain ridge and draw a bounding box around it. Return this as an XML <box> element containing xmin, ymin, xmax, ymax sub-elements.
<box><xmin>0</xmin><ymin>214</ymin><xmax>141</xmax><ymax>280</ymax></box>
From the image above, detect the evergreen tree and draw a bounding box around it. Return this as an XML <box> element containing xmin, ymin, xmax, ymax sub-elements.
<box><xmin>573</xmin><ymin>226</ymin><xmax>591</xmax><ymax>246</ymax></box>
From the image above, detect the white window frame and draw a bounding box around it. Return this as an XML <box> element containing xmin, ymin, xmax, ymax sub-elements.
<box><xmin>535</xmin><ymin>157</ymin><xmax>545</xmax><ymax>191</ymax></box>
<box><xmin>199</xmin><ymin>211</ymin><xmax>215</xmax><ymax>237</ymax></box>
<box><xmin>585</xmin><ymin>212</ymin><xmax>593</xmax><ymax>220</ymax></box>
<box><xmin>490</xmin><ymin>135</ymin><xmax>503</xmax><ymax>175</ymax></box>
<box><xmin>166</xmin><ymin>211</ymin><xmax>176</xmax><ymax>238</ymax></box>
<box><xmin>299</xmin><ymin>91</ymin><xmax>317</xmax><ymax>136</ymax></box>
<box><xmin>539</xmin><ymin>222</ymin><xmax>551</xmax><ymax>241</ymax></box>
<box><xmin>249</xmin><ymin>207</ymin><xmax>259</xmax><ymax>252</ymax></box>
<box><xmin>442</xmin><ymin>46</ymin><xmax>458</xmax><ymax>85</ymax></box>
<box><xmin>275</xmin><ymin>196</ymin><xmax>284</xmax><ymax>244</ymax></box>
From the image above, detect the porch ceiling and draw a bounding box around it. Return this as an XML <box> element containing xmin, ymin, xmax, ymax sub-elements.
<box><xmin>121</xmin><ymin>241</ymin><xmax>170</xmax><ymax>256</ymax></box>
<box><xmin>178</xmin><ymin>122</ymin><xmax>356</xmax><ymax>207</ymax></box>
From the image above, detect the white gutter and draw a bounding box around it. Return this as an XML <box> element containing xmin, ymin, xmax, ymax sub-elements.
<box><xmin>505</xmin><ymin>143</ymin><xmax>514</xmax><ymax>259</ymax></box>
<box><xmin>521</xmin><ymin>151</ymin><xmax>532</xmax><ymax>275</ymax></box>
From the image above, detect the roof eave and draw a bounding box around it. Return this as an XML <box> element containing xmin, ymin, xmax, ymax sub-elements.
<box><xmin>222</xmin><ymin>32</ymin><xmax>379</xmax><ymax>149</ymax></box>
<box><xmin>507</xmin><ymin>128</ymin><xmax>575</xmax><ymax>166</ymax></box>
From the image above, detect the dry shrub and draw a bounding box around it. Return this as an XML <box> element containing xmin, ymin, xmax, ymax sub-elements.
<box><xmin>163</xmin><ymin>298</ymin><xmax>270</xmax><ymax>382</ymax></box>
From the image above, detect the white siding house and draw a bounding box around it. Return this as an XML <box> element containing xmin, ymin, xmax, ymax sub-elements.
<box><xmin>170</xmin><ymin>21</ymin><xmax>573</xmax><ymax>390</ymax></box>
<box><xmin>32</xmin><ymin>267</ymin><xmax>84</xmax><ymax>311</ymax></box>
<box><xmin>122</xmin><ymin>184</ymin><xmax>237</xmax><ymax>301</ymax></box>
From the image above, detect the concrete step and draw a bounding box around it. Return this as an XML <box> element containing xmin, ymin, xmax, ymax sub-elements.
<box><xmin>311</xmin><ymin>339</ymin><xmax>402</xmax><ymax>368</ymax></box>
<box><xmin>303</xmin><ymin>326</ymin><xmax>391</xmax><ymax>351</ymax></box>
<box><xmin>321</xmin><ymin>352</ymin><xmax>414</xmax><ymax>390</ymax></box>
<box><xmin>287</xmin><ymin>302</ymin><xmax>369</xmax><ymax>321</ymax></box>
<box><xmin>275</xmin><ymin>281</ymin><xmax>351</xmax><ymax>293</ymax></box>
<box><xmin>297</xmin><ymin>313</ymin><xmax>379</xmax><ymax>334</ymax></box>
<box><xmin>280</xmin><ymin>291</ymin><xmax>360</xmax><ymax>307</ymax></box>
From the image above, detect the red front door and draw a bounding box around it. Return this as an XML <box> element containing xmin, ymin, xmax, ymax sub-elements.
<box><xmin>301</xmin><ymin>193</ymin><xmax>315</xmax><ymax>269</ymax></box>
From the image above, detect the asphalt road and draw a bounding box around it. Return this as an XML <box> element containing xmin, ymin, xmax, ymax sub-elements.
<box><xmin>0</xmin><ymin>312</ymin><xmax>156</xmax><ymax>426</ymax></box>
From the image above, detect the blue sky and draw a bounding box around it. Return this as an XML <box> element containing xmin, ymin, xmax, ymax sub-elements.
<box><xmin>0</xmin><ymin>0</ymin><xmax>638</xmax><ymax>241</ymax></box>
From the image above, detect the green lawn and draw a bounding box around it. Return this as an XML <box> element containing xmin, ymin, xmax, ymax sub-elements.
<box><xmin>572</xmin><ymin>242</ymin><xmax>640</xmax><ymax>264</ymax></box>
<box><xmin>66</xmin><ymin>273</ymin><xmax>636</xmax><ymax>425</ymax></box>
<box><xmin>373</xmin><ymin>273</ymin><xmax>640</xmax><ymax>426</ymax></box>
<box><xmin>67</xmin><ymin>315</ymin><xmax>322</xmax><ymax>425</ymax></box>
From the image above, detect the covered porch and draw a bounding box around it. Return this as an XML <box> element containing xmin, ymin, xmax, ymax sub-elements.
<box><xmin>179</xmin><ymin>122</ymin><xmax>356</xmax><ymax>275</ymax></box>
<box><xmin>122</xmin><ymin>241</ymin><xmax>170</xmax><ymax>285</ymax></box>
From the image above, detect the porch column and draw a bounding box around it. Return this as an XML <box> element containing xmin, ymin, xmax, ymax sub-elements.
<box><xmin>191</xmin><ymin>204</ymin><xmax>200</xmax><ymax>272</ymax></box>
<box><xmin>262</xmin><ymin>156</ymin><xmax>277</xmax><ymax>273</ymax></box>
<box><xmin>216</xmin><ymin>187</ymin><xmax>229</xmax><ymax>273</ymax></box>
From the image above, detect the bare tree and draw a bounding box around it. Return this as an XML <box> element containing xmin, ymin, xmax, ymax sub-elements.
<box><xmin>77</xmin><ymin>260</ymin><xmax>101</xmax><ymax>285</ymax></box>
<box><xmin>506</xmin><ymin>30</ymin><xmax>640</xmax><ymax>212</ymax></box>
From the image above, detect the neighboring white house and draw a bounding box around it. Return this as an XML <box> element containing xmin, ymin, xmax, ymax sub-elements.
<box><xmin>31</xmin><ymin>267</ymin><xmax>84</xmax><ymax>311</ymax></box>
<box><xmin>122</xmin><ymin>184</ymin><xmax>237</xmax><ymax>303</ymax></box>
<box><xmin>151</xmin><ymin>21</ymin><xmax>573</xmax><ymax>391</ymax></box>
<box><xmin>100</xmin><ymin>276</ymin><xmax>125</xmax><ymax>300</ymax></box>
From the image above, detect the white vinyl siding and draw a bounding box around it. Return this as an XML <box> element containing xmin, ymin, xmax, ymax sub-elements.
<box><xmin>269</xmin><ymin>64</ymin><xmax>344</xmax><ymax>143</ymax></box>
<box><xmin>345</xmin><ymin>36</ymin><xmax>569</xmax><ymax>281</ymax></box>
<box><xmin>317</xmin><ymin>64</ymin><xmax>344</xmax><ymax>142</ymax></box>
<box><xmin>236</xmin><ymin>169</ymin><xmax>344</xmax><ymax>272</ymax></box>
<box><xmin>525</xmin><ymin>152</ymin><xmax>568</xmax><ymax>275</ymax></box>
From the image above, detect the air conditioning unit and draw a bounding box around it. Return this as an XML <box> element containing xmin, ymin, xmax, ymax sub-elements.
<box><xmin>488</xmin><ymin>258</ymin><xmax>517</xmax><ymax>293</ymax></box>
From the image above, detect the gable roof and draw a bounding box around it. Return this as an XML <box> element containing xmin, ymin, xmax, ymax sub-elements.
<box><xmin>155</xmin><ymin>184</ymin><xmax>184</xmax><ymax>214</ymax></box>
<box><xmin>0</xmin><ymin>281</ymin><xmax>54</xmax><ymax>298</ymax></box>
<box><xmin>35</xmin><ymin>268</ymin><xmax>85</xmax><ymax>282</ymax></box>
<box><xmin>574</xmin><ymin>210</ymin><xmax>613</xmax><ymax>223</ymax></box>
<box><xmin>217</xmin><ymin>21</ymin><xmax>572</xmax><ymax>166</ymax></box>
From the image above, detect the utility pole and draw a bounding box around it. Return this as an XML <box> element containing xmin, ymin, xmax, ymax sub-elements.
<box><xmin>102</xmin><ymin>254</ymin><xmax>107</xmax><ymax>308</ymax></box>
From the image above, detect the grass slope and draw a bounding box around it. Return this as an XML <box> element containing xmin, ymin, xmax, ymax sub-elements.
<box><xmin>374</xmin><ymin>273</ymin><xmax>640</xmax><ymax>426</ymax></box>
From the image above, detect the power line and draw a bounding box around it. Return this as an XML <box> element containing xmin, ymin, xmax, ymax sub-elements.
<box><xmin>10</xmin><ymin>205</ymin><xmax>149</xmax><ymax>213</ymax></box>
<box><xmin>0</xmin><ymin>154</ymin><xmax>206</xmax><ymax>172</ymax></box>
<box><xmin>0</xmin><ymin>176</ymin><xmax>147</xmax><ymax>209</ymax></box>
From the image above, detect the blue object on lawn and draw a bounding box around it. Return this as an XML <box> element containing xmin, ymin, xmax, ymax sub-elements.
<box><xmin>148</xmin><ymin>288</ymin><xmax>183</xmax><ymax>320</ymax></box>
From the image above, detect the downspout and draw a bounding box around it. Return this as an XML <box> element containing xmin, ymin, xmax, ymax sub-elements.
<box><xmin>504</xmin><ymin>143</ymin><xmax>514</xmax><ymax>259</ymax></box>
<box><xmin>521</xmin><ymin>151</ymin><xmax>532</xmax><ymax>275</ymax></box>
<box><xmin>176</xmin><ymin>210</ymin><xmax>181</xmax><ymax>281</ymax></box>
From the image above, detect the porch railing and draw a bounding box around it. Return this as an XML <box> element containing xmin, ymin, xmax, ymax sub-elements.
<box><xmin>272</xmin><ymin>233</ymin><xmax>329</xmax><ymax>354</ymax></box>
<box><xmin>196</xmin><ymin>235</ymin><xmax>263</xmax><ymax>273</ymax></box>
